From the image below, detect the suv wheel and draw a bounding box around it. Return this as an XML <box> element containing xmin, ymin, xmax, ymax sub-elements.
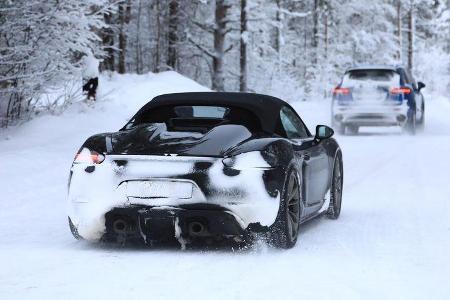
<box><xmin>346</xmin><ymin>125</ymin><xmax>359</xmax><ymax>135</ymax></box>
<box><xmin>416</xmin><ymin>103</ymin><xmax>425</xmax><ymax>131</ymax></box>
<box><xmin>404</xmin><ymin>110</ymin><xmax>417</xmax><ymax>135</ymax></box>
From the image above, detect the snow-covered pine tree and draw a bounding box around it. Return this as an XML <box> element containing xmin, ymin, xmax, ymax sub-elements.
<box><xmin>412</xmin><ymin>0</ymin><xmax>450</xmax><ymax>92</ymax></box>
<box><xmin>0</xmin><ymin>0</ymin><xmax>109</xmax><ymax>126</ymax></box>
<box><xmin>3</xmin><ymin>0</ymin><xmax>447</xmax><ymax>128</ymax></box>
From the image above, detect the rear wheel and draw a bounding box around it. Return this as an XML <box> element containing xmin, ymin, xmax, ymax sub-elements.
<box><xmin>346</xmin><ymin>125</ymin><xmax>359</xmax><ymax>135</ymax></box>
<box><xmin>404</xmin><ymin>110</ymin><xmax>416</xmax><ymax>135</ymax></box>
<box><xmin>327</xmin><ymin>154</ymin><xmax>343</xmax><ymax>219</ymax></box>
<box><xmin>416</xmin><ymin>103</ymin><xmax>425</xmax><ymax>131</ymax></box>
<box><xmin>269</xmin><ymin>171</ymin><xmax>301</xmax><ymax>249</ymax></box>
<box><xmin>333</xmin><ymin>121</ymin><xmax>345</xmax><ymax>135</ymax></box>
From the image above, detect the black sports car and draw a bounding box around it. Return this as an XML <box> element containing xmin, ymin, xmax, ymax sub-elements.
<box><xmin>68</xmin><ymin>92</ymin><xmax>343</xmax><ymax>249</ymax></box>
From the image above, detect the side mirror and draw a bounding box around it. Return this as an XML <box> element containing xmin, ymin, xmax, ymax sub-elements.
<box><xmin>315</xmin><ymin>125</ymin><xmax>334</xmax><ymax>141</ymax></box>
<box><xmin>418</xmin><ymin>81</ymin><xmax>426</xmax><ymax>91</ymax></box>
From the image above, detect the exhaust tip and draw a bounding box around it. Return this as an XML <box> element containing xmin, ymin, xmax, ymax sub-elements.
<box><xmin>113</xmin><ymin>219</ymin><xmax>128</xmax><ymax>234</ymax></box>
<box><xmin>188</xmin><ymin>221</ymin><xmax>206</xmax><ymax>236</ymax></box>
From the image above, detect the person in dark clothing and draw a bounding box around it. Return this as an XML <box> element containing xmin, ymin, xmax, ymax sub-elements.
<box><xmin>82</xmin><ymin>78</ymin><xmax>98</xmax><ymax>101</ymax></box>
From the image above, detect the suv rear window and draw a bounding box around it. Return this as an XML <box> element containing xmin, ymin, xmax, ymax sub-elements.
<box><xmin>343</xmin><ymin>69</ymin><xmax>400</xmax><ymax>86</ymax></box>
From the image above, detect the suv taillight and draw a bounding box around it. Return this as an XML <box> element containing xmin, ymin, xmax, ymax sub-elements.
<box><xmin>332</xmin><ymin>87</ymin><xmax>350</xmax><ymax>95</ymax></box>
<box><xmin>390</xmin><ymin>87</ymin><xmax>411</xmax><ymax>95</ymax></box>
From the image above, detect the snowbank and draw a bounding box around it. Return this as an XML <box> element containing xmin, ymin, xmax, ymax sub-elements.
<box><xmin>0</xmin><ymin>71</ymin><xmax>209</xmax><ymax>150</ymax></box>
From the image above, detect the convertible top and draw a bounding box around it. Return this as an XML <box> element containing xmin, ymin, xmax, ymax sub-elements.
<box><xmin>133</xmin><ymin>92</ymin><xmax>291</xmax><ymax>134</ymax></box>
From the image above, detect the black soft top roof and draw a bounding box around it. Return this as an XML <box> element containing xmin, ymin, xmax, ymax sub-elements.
<box><xmin>133</xmin><ymin>92</ymin><xmax>292</xmax><ymax>134</ymax></box>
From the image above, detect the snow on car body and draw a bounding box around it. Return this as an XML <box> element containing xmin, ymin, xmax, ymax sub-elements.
<box><xmin>68</xmin><ymin>92</ymin><xmax>343</xmax><ymax>248</ymax></box>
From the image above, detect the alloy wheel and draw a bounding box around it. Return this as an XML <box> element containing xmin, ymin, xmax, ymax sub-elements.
<box><xmin>333</xmin><ymin>161</ymin><xmax>343</xmax><ymax>215</ymax></box>
<box><xmin>286</xmin><ymin>173</ymin><xmax>300</xmax><ymax>241</ymax></box>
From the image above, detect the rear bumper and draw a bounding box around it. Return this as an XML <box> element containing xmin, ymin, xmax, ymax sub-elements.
<box><xmin>332</xmin><ymin>103</ymin><xmax>409</xmax><ymax>127</ymax></box>
<box><xmin>100</xmin><ymin>205</ymin><xmax>253</xmax><ymax>244</ymax></box>
<box><xmin>67</xmin><ymin>155</ymin><xmax>282</xmax><ymax>242</ymax></box>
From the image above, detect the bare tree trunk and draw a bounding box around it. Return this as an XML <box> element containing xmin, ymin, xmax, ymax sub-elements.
<box><xmin>118</xmin><ymin>0</ymin><xmax>131</xmax><ymax>74</ymax></box>
<box><xmin>303</xmin><ymin>16</ymin><xmax>307</xmax><ymax>83</ymax></box>
<box><xmin>407</xmin><ymin>1</ymin><xmax>414</xmax><ymax>71</ymax></box>
<box><xmin>167</xmin><ymin>0</ymin><xmax>179</xmax><ymax>70</ymax></box>
<box><xmin>324</xmin><ymin>6</ymin><xmax>328</xmax><ymax>60</ymax></box>
<box><xmin>312</xmin><ymin>0</ymin><xmax>320</xmax><ymax>64</ymax></box>
<box><xmin>5</xmin><ymin>89</ymin><xmax>15</xmax><ymax>127</ymax></box>
<box><xmin>323</xmin><ymin>3</ymin><xmax>329</xmax><ymax>98</ymax></box>
<box><xmin>101</xmin><ymin>12</ymin><xmax>115</xmax><ymax>71</ymax></box>
<box><xmin>274</xmin><ymin>0</ymin><xmax>282</xmax><ymax>53</ymax></box>
<box><xmin>118</xmin><ymin>3</ymin><xmax>125</xmax><ymax>74</ymax></box>
<box><xmin>397</xmin><ymin>0</ymin><xmax>402</xmax><ymax>62</ymax></box>
<box><xmin>239</xmin><ymin>0</ymin><xmax>247</xmax><ymax>92</ymax></box>
<box><xmin>155</xmin><ymin>0</ymin><xmax>161</xmax><ymax>72</ymax></box>
<box><xmin>212</xmin><ymin>0</ymin><xmax>230</xmax><ymax>91</ymax></box>
<box><xmin>135</xmin><ymin>0</ymin><xmax>143</xmax><ymax>74</ymax></box>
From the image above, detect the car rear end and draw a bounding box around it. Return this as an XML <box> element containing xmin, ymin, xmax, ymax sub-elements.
<box><xmin>332</xmin><ymin>67</ymin><xmax>412</xmax><ymax>133</ymax></box>
<box><xmin>67</xmin><ymin>100</ymin><xmax>290</xmax><ymax>245</ymax></box>
<box><xmin>67</xmin><ymin>147</ymin><xmax>282</xmax><ymax>245</ymax></box>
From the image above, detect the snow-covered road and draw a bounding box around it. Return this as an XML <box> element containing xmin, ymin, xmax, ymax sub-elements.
<box><xmin>1</xmin><ymin>72</ymin><xmax>449</xmax><ymax>299</ymax></box>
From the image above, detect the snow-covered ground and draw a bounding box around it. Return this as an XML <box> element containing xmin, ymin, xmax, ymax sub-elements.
<box><xmin>1</xmin><ymin>72</ymin><xmax>449</xmax><ymax>299</ymax></box>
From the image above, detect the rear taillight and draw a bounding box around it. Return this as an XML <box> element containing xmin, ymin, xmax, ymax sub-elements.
<box><xmin>332</xmin><ymin>87</ymin><xmax>350</xmax><ymax>95</ymax></box>
<box><xmin>390</xmin><ymin>87</ymin><xmax>411</xmax><ymax>95</ymax></box>
<box><xmin>73</xmin><ymin>149</ymin><xmax>105</xmax><ymax>164</ymax></box>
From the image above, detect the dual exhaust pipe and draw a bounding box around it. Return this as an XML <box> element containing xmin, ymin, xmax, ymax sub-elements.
<box><xmin>113</xmin><ymin>218</ymin><xmax>207</xmax><ymax>237</ymax></box>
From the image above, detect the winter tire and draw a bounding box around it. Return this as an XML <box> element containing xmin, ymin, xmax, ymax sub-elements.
<box><xmin>404</xmin><ymin>109</ymin><xmax>416</xmax><ymax>135</ymax></box>
<box><xmin>327</xmin><ymin>153</ymin><xmax>343</xmax><ymax>220</ymax></box>
<box><xmin>346</xmin><ymin>125</ymin><xmax>359</xmax><ymax>135</ymax></box>
<box><xmin>269</xmin><ymin>170</ymin><xmax>301</xmax><ymax>249</ymax></box>
<box><xmin>334</xmin><ymin>122</ymin><xmax>345</xmax><ymax>135</ymax></box>
<box><xmin>416</xmin><ymin>103</ymin><xmax>425</xmax><ymax>131</ymax></box>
